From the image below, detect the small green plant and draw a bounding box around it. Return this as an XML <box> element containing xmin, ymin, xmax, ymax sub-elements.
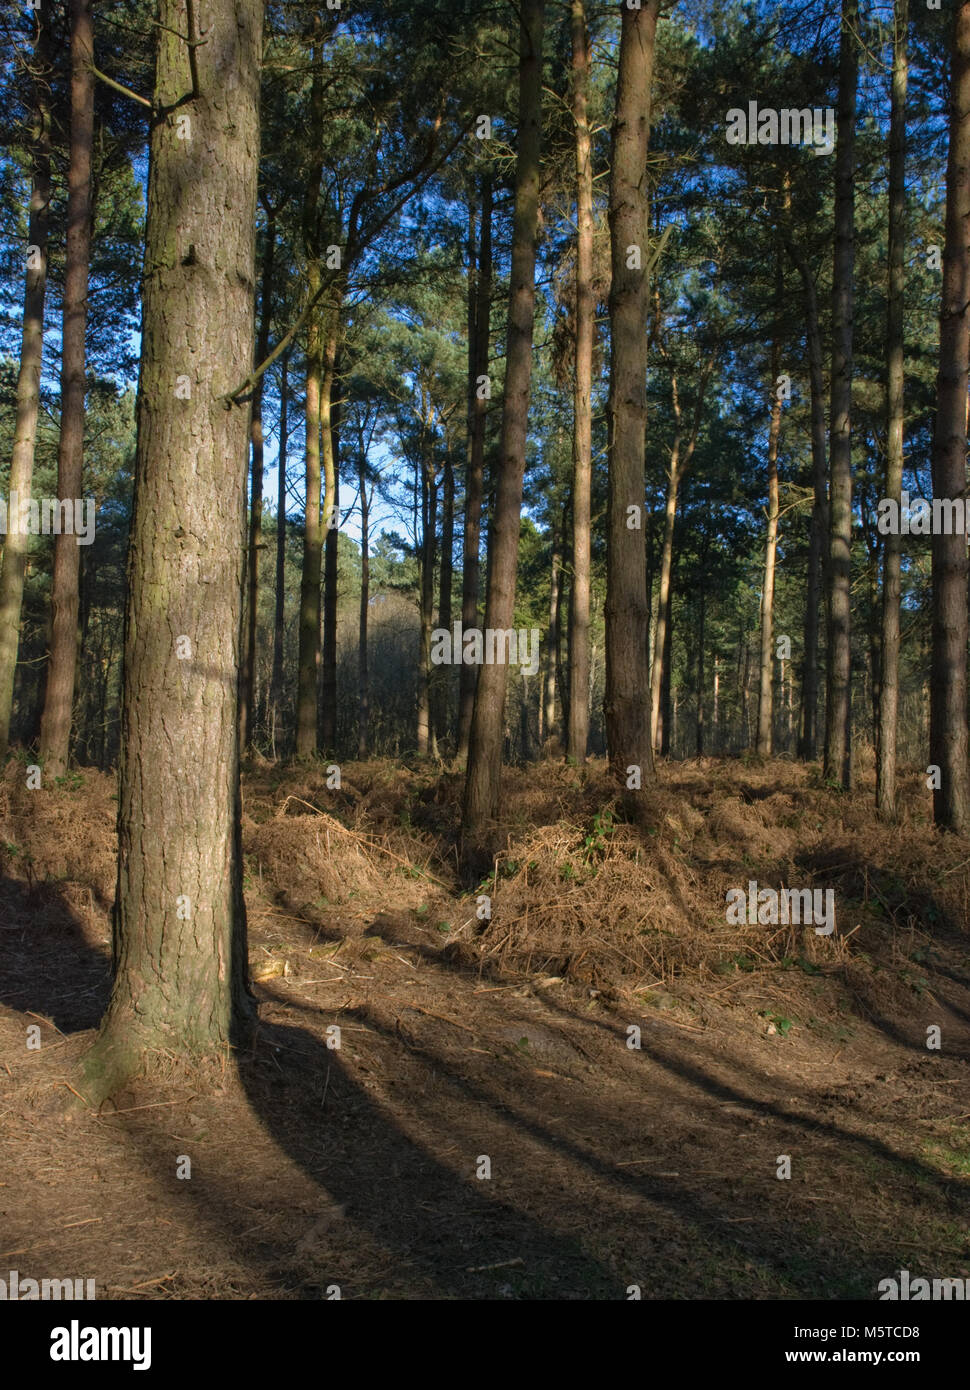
<box><xmin>900</xmin><ymin>968</ymin><xmax>930</xmax><ymax>996</ymax></box>
<box><xmin>716</xmin><ymin>951</ymin><xmax>757</xmax><ymax>974</ymax></box>
<box><xmin>909</xmin><ymin>944</ymin><xmax>939</xmax><ymax>966</ymax></box>
<box><xmin>582</xmin><ymin>809</ymin><xmax>615</xmax><ymax>866</ymax></box>
<box><xmin>759</xmin><ymin>1009</ymin><xmax>793</xmax><ymax>1036</ymax></box>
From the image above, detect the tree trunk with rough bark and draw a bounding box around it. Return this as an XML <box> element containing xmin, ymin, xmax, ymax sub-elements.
<box><xmin>39</xmin><ymin>0</ymin><xmax>94</xmax><ymax>778</ymax></box>
<box><xmin>823</xmin><ymin>0</ymin><xmax>858</xmax><ymax>790</ymax></box>
<box><xmin>786</xmin><ymin>241</ymin><xmax>828</xmax><ymax>762</ymax></box>
<box><xmin>544</xmin><ymin>538</ymin><xmax>560</xmax><ymax>746</ymax></box>
<box><xmin>930</xmin><ymin>0</ymin><xmax>970</xmax><ymax>832</ymax></box>
<box><xmin>269</xmin><ymin>353</ymin><xmax>289</xmax><ymax>746</ymax></box>
<box><xmin>462</xmin><ymin>0</ymin><xmax>544</xmax><ymax>865</ymax></box>
<box><xmin>83</xmin><ymin>0</ymin><xmax>264</xmax><ymax>1100</ymax></box>
<box><xmin>321</xmin><ymin>376</ymin><xmax>340</xmax><ymax>752</ymax></box>
<box><xmin>757</xmin><ymin>331</ymin><xmax>783</xmax><ymax>757</ymax></box>
<box><xmin>458</xmin><ymin>177</ymin><xmax>493</xmax><ymax>761</ymax></box>
<box><xmin>877</xmin><ymin>0</ymin><xmax>907</xmax><ymax>820</ymax></box>
<box><xmin>649</xmin><ymin>359</ymin><xmax>710</xmax><ymax>752</ymax></box>
<box><xmin>296</xmin><ymin>294</ymin><xmax>323</xmax><ymax>756</ymax></box>
<box><xmin>0</xmin><ymin>0</ymin><xmax>52</xmax><ymax>758</ymax></box>
<box><xmin>606</xmin><ymin>0</ymin><xmax>660</xmax><ymax>815</ymax></box>
<box><xmin>240</xmin><ymin>204</ymin><xmax>276</xmax><ymax>751</ymax></box>
<box><xmin>358</xmin><ymin>450</ymin><xmax>370</xmax><ymax>760</ymax></box>
<box><xmin>435</xmin><ymin>445</ymin><xmax>455</xmax><ymax>748</ymax></box>
<box><xmin>567</xmin><ymin>0</ymin><xmax>593</xmax><ymax>766</ymax></box>
<box><xmin>417</xmin><ymin>431</ymin><xmax>437</xmax><ymax>758</ymax></box>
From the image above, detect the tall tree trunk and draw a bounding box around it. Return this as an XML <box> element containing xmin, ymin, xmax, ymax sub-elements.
<box><xmin>270</xmin><ymin>353</ymin><xmax>289</xmax><ymax>743</ymax></box>
<box><xmin>554</xmin><ymin>542</ymin><xmax>569</xmax><ymax>735</ymax></box>
<box><xmin>544</xmin><ymin>538</ymin><xmax>560</xmax><ymax>746</ymax></box>
<box><xmin>458</xmin><ymin>176</ymin><xmax>493</xmax><ymax>761</ymax></box>
<box><xmin>0</xmin><ymin>0</ymin><xmax>51</xmax><ymax>758</ymax></box>
<box><xmin>931</xmin><ymin>0</ymin><xmax>970</xmax><ymax>831</ymax></box>
<box><xmin>321</xmin><ymin>365</ymin><xmax>340</xmax><ymax>752</ymax></box>
<box><xmin>757</xmin><ymin>330</ymin><xmax>783</xmax><ymax>756</ymax></box>
<box><xmin>240</xmin><ymin>205</ymin><xmax>276</xmax><ymax>751</ymax></box>
<box><xmin>435</xmin><ymin>444</ymin><xmax>455</xmax><ymax>748</ymax></box>
<box><xmin>358</xmin><ymin>452</ymin><xmax>370</xmax><ymax>760</ymax></box>
<box><xmin>462</xmin><ymin>0</ymin><xmax>544</xmax><ymax>861</ymax></box>
<box><xmin>741</xmin><ymin>629</ymin><xmax>751</xmax><ymax>749</ymax></box>
<box><xmin>295</xmin><ymin>38</ymin><xmax>326</xmax><ymax>758</ymax></box>
<box><xmin>867</xmin><ymin>532</ymin><xmax>881</xmax><ymax>735</ymax></box>
<box><xmin>296</xmin><ymin>301</ymin><xmax>323</xmax><ymax>756</ymax></box>
<box><xmin>823</xmin><ymin>0</ymin><xmax>858</xmax><ymax>790</ymax></box>
<box><xmin>659</xmin><ymin>594</ymin><xmax>672</xmax><ymax>757</ymax></box>
<box><xmin>696</xmin><ymin>578</ymin><xmax>706</xmax><ymax>756</ymax></box>
<box><xmin>84</xmin><ymin>0</ymin><xmax>263</xmax><ymax>1098</ymax></box>
<box><xmin>417</xmin><ymin>434</ymin><xmax>437</xmax><ymax>758</ymax></box>
<box><xmin>606</xmin><ymin>0</ymin><xmax>660</xmax><ymax>813</ymax></box>
<box><xmin>39</xmin><ymin>0</ymin><xmax>94</xmax><ymax>777</ymax></box>
<box><xmin>786</xmin><ymin>242</ymin><xmax>828</xmax><ymax>761</ymax></box>
<box><xmin>650</xmin><ymin>393</ymin><xmax>680</xmax><ymax>755</ymax></box>
<box><xmin>567</xmin><ymin>0</ymin><xmax>593</xmax><ymax>765</ymax></box>
<box><xmin>649</xmin><ymin>361</ymin><xmax>710</xmax><ymax>751</ymax></box>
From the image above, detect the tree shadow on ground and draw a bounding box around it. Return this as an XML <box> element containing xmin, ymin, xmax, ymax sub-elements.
<box><xmin>3</xmin><ymin>868</ymin><xmax>969</xmax><ymax>1300</ymax></box>
<box><xmin>0</xmin><ymin>871</ymin><xmax>620</xmax><ymax>1298</ymax></box>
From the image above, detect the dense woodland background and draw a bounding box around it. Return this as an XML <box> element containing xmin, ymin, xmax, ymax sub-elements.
<box><xmin>2</xmin><ymin>0</ymin><xmax>970</xmax><ymax>1305</ymax></box>
<box><xmin>1</xmin><ymin>0</ymin><xmax>964</xmax><ymax>807</ymax></box>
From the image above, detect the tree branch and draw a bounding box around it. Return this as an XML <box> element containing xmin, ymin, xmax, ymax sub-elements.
<box><xmin>89</xmin><ymin>63</ymin><xmax>151</xmax><ymax>110</ymax></box>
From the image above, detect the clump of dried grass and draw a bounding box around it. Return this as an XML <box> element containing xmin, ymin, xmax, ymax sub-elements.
<box><xmin>247</xmin><ymin>805</ymin><xmax>388</xmax><ymax>908</ymax></box>
<box><xmin>3</xmin><ymin>752</ymin><xmax>966</xmax><ymax>1005</ymax></box>
<box><xmin>470</xmin><ymin>757</ymin><xmax>969</xmax><ymax>992</ymax></box>
<box><xmin>0</xmin><ymin>761</ymin><xmax>116</xmax><ymax>923</ymax></box>
<box><xmin>472</xmin><ymin>811</ymin><xmax>783</xmax><ymax>990</ymax></box>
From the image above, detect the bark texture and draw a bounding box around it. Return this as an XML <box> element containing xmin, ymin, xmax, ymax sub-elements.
<box><xmin>86</xmin><ymin>0</ymin><xmax>264</xmax><ymax>1095</ymax></box>
<box><xmin>0</xmin><ymin>0</ymin><xmax>52</xmax><ymax>757</ymax></box>
<box><xmin>606</xmin><ymin>0</ymin><xmax>661</xmax><ymax>814</ymax></box>
<box><xmin>462</xmin><ymin>0</ymin><xmax>544</xmax><ymax>861</ymax></box>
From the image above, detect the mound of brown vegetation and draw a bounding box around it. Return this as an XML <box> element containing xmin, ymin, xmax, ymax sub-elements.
<box><xmin>2</xmin><ymin>754</ymin><xmax>967</xmax><ymax>1006</ymax></box>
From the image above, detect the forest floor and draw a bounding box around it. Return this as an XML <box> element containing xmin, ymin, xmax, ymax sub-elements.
<box><xmin>1</xmin><ymin>753</ymin><xmax>969</xmax><ymax>1300</ymax></box>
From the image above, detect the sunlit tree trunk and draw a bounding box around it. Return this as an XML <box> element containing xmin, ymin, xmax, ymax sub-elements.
<box><xmin>458</xmin><ymin>177</ymin><xmax>493</xmax><ymax>761</ymax></box>
<box><xmin>39</xmin><ymin>0</ymin><xmax>94</xmax><ymax>777</ymax></box>
<box><xmin>269</xmin><ymin>353</ymin><xmax>289</xmax><ymax>746</ymax></box>
<box><xmin>544</xmin><ymin>538</ymin><xmax>560</xmax><ymax>745</ymax></box>
<box><xmin>296</xmin><ymin>298</ymin><xmax>323</xmax><ymax>757</ymax></box>
<box><xmin>606</xmin><ymin>0</ymin><xmax>660</xmax><ymax>814</ymax></box>
<box><xmin>240</xmin><ymin>203</ymin><xmax>277</xmax><ymax>750</ymax></box>
<box><xmin>823</xmin><ymin>0</ymin><xmax>858</xmax><ymax>790</ymax></box>
<box><xmin>0</xmin><ymin>0</ymin><xmax>51</xmax><ymax>758</ymax></box>
<box><xmin>435</xmin><ymin>444</ymin><xmax>455</xmax><ymax>749</ymax></box>
<box><xmin>877</xmin><ymin>2</ymin><xmax>908</xmax><ymax>820</ymax></box>
<box><xmin>358</xmin><ymin>447</ymin><xmax>370</xmax><ymax>759</ymax></box>
<box><xmin>757</xmin><ymin>331</ymin><xmax>783</xmax><ymax>756</ymax></box>
<box><xmin>84</xmin><ymin>0</ymin><xmax>264</xmax><ymax>1098</ymax></box>
<box><xmin>320</xmin><ymin>350</ymin><xmax>340</xmax><ymax>751</ymax></box>
<box><xmin>462</xmin><ymin>0</ymin><xmax>544</xmax><ymax>863</ymax></box>
<box><xmin>931</xmin><ymin>0</ymin><xmax>970</xmax><ymax>831</ymax></box>
<box><xmin>567</xmin><ymin>0</ymin><xmax>593</xmax><ymax>765</ymax></box>
<box><xmin>785</xmin><ymin>242</ymin><xmax>828</xmax><ymax>761</ymax></box>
